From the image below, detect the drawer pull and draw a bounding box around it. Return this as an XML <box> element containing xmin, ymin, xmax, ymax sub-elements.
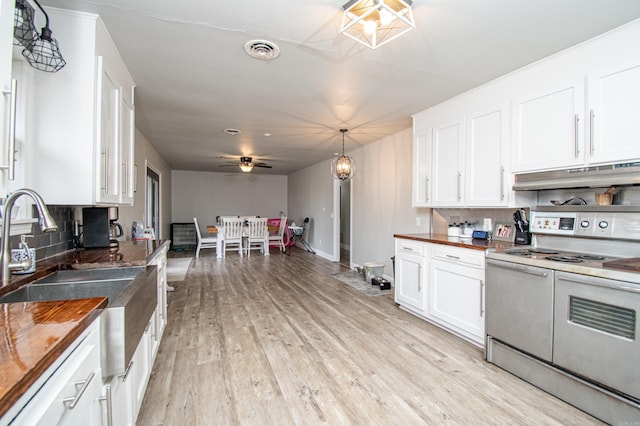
<box><xmin>445</xmin><ymin>254</ymin><xmax>460</xmax><ymax>260</ymax></box>
<box><xmin>62</xmin><ymin>371</ymin><xmax>96</xmax><ymax>409</ymax></box>
<box><xmin>402</xmin><ymin>246</ymin><xmax>414</xmax><ymax>252</ymax></box>
<box><xmin>98</xmin><ymin>385</ymin><xmax>113</xmax><ymax>426</ymax></box>
<box><xmin>119</xmin><ymin>360</ymin><xmax>134</xmax><ymax>382</ymax></box>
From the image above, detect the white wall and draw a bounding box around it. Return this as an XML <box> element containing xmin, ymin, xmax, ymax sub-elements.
<box><xmin>118</xmin><ymin>129</ymin><xmax>172</xmax><ymax>240</ymax></box>
<box><xmin>171</xmin><ymin>171</ymin><xmax>287</xmax><ymax>229</ymax></box>
<box><xmin>288</xmin><ymin>128</ymin><xmax>432</xmax><ymax>279</ymax></box>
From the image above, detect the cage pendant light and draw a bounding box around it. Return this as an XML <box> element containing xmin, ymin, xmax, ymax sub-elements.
<box><xmin>341</xmin><ymin>0</ymin><xmax>415</xmax><ymax>49</ymax></box>
<box><xmin>22</xmin><ymin>0</ymin><xmax>66</xmax><ymax>73</ymax></box>
<box><xmin>331</xmin><ymin>129</ymin><xmax>356</xmax><ymax>181</ymax></box>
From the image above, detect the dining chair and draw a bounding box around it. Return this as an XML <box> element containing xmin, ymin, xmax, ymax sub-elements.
<box><xmin>193</xmin><ymin>217</ymin><xmax>217</xmax><ymax>258</ymax></box>
<box><xmin>221</xmin><ymin>216</ymin><xmax>244</xmax><ymax>257</ymax></box>
<box><xmin>246</xmin><ymin>217</ymin><xmax>269</xmax><ymax>257</ymax></box>
<box><xmin>268</xmin><ymin>216</ymin><xmax>287</xmax><ymax>252</ymax></box>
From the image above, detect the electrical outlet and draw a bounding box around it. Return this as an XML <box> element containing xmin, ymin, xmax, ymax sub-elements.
<box><xmin>416</xmin><ymin>217</ymin><xmax>421</xmax><ymax>227</ymax></box>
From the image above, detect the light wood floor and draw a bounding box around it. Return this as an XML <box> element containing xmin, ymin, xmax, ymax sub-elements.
<box><xmin>137</xmin><ymin>248</ymin><xmax>602</xmax><ymax>425</ymax></box>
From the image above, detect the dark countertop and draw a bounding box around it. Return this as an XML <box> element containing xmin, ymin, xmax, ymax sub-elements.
<box><xmin>394</xmin><ymin>233</ymin><xmax>518</xmax><ymax>252</ymax></box>
<box><xmin>0</xmin><ymin>240</ymin><xmax>169</xmax><ymax>298</ymax></box>
<box><xmin>0</xmin><ymin>297</ymin><xmax>107</xmax><ymax>419</ymax></box>
<box><xmin>0</xmin><ymin>239</ymin><xmax>169</xmax><ymax>418</ymax></box>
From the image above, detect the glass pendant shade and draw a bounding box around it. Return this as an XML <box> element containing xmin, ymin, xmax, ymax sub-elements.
<box><xmin>341</xmin><ymin>0</ymin><xmax>415</xmax><ymax>49</ymax></box>
<box><xmin>239</xmin><ymin>163</ymin><xmax>254</xmax><ymax>172</ymax></box>
<box><xmin>331</xmin><ymin>129</ymin><xmax>356</xmax><ymax>181</ymax></box>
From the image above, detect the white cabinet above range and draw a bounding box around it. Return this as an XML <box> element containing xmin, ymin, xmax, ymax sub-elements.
<box><xmin>24</xmin><ymin>8</ymin><xmax>135</xmax><ymax>206</ymax></box>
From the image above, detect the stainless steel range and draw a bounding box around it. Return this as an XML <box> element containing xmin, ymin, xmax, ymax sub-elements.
<box><xmin>486</xmin><ymin>205</ymin><xmax>640</xmax><ymax>424</ymax></box>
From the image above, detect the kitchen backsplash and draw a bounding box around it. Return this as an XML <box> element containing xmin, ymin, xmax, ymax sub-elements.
<box><xmin>8</xmin><ymin>206</ymin><xmax>76</xmax><ymax>262</ymax></box>
<box><xmin>433</xmin><ymin>186</ymin><xmax>640</xmax><ymax>235</ymax></box>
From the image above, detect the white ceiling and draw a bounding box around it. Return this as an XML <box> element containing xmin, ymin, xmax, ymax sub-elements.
<box><xmin>39</xmin><ymin>0</ymin><xmax>640</xmax><ymax>174</ymax></box>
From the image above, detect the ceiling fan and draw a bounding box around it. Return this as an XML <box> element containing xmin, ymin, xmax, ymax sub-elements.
<box><xmin>219</xmin><ymin>156</ymin><xmax>273</xmax><ymax>172</ymax></box>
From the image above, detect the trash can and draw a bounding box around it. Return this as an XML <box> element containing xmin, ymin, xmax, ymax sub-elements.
<box><xmin>364</xmin><ymin>262</ymin><xmax>384</xmax><ymax>283</ymax></box>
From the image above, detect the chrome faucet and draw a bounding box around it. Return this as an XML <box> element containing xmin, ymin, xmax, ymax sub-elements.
<box><xmin>1</xmin><ymin>189</ymin><xmax>58</xmax><ymax>287</ymax></box>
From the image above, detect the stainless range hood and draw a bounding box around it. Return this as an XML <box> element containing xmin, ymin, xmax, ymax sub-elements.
<box><xmin>513</xmin><ymin>162</ymin><xmax>640</xmax><ymax>191</ymax></box>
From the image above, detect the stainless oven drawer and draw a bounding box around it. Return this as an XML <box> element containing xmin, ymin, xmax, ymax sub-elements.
<box><xmin>554</xmin><ymin>272</ymin><xmax>640</xmax><ymax>401</ymax></box>
<box><xmin>486</xmin><ymin>259</ymin><xmax>555</xmax><ymax>362</ymax></box>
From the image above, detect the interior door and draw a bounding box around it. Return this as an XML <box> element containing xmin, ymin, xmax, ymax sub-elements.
<box><xmin>146</xmin><ymin>167</ymin><xmax>160</xmax><ymax>239</ymax></box>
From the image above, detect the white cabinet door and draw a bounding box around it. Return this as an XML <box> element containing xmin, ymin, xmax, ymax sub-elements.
<box><xmin>131</xmin><ymin>320</ymin><xmax>151</xmax><ymax>421</ymax></box>
<box><xmin>587</xmin><ymin>61</ymin><xmax>640</xmax><ymax>165</ymax></box>
<box><xmin>10</xmin><ymin>321</ymin><xmax>103</xmax><ymax>426</ymax></box>
<box><xmin>395</xmin><ymin>240</ymin><xmax>428</xmax><ymax>313</ymax></box>
<box><xmin>95</xmin><ymin>56</ymin><xmax>121</xmax><ymax>205</ymax></box>
<box><xmin>0</xmin><ymin>0</ymin><xmax>14</xmax><ymax>197</ymax></box>
<box><xmin>429</xmin><ymin>259</ymin><xmax>485</xmax><ymax>346</ymax></box>
<box><xmin>465</xmin><ymin>102</ymin><xmax>509</xmax><ymax>206</ymax></box>
<box><xmin>431</xmin><ymin>119</ymin><xmax>464</xmax><ymax>206</ymax></box>
<box><xmin>512</xmin><ymin>78</ymin><xmax>585</xmax><ymax>172</ymax></box>
<box><xmin>120</xmin><ymin>94</ymin><xmax>135</xmax><ymax>205</ymax></box>
<box><xmin>412</xmin><ymin>133</ymin><xmax>431</xmax><ymax>207</ymax></box>
<box><xmin>103</xmin><ymin>372</ymin><xmax>134</xmax><ymax>426</ymax></box>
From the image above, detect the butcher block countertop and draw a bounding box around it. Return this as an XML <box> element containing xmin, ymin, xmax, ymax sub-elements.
<box><xmin>0</xmin><ymin>239</ymin><xmax>169</xmax><ymax>417</ymax></box>
<box><xmin>394</xmin><ymin>233</ymin><xmax>517</xmax><ymax>251</ymax></box>
<box><xmin>0</xmin><ymin>297</ymin><xmax>107</xmax><ymax>418</ymax></box>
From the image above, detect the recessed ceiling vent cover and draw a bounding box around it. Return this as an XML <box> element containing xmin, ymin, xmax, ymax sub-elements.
<box><xmin>244</xmin><ymin>40</ymin><xmax>280</xmax><ymax>60</ymax></box>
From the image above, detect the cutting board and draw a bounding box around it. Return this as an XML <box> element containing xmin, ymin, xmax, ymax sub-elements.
<box><xmin>602</xmin><ymin>258</ymin><xmax>640</xmax><ymax>271</ymax></box>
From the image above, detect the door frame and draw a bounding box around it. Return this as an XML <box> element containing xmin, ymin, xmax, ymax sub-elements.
<box><xmin>332</xmin><ymin>178</ymin><xmax>353</xmax><ymax>266</ymax></box>
<box><xmin>145</xmin><ymin>160</ymin><xmax>162</xmax><ymax>239</ymax></box>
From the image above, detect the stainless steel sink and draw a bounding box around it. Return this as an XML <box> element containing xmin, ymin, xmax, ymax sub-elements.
<box><xmin>0</xmin><ymin>266</ymin><xmax>158</xmax><ymax>377</ymax></box>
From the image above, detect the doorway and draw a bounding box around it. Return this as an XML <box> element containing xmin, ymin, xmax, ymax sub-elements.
<box><xmin>146</xmin><ymin>166</ymin><xmax>160</xmax><ymax>239</ymax></box>
<box><xmin>339</xmin><ymin>179</ymin><xmax>351</xmax><ymax>268</ymax></box>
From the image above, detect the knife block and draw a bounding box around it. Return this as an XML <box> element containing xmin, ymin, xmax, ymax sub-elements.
<box><xmin>514</xmin><ymin>224</ymin><xmax>531</xmax><ymax>245</ymax></box>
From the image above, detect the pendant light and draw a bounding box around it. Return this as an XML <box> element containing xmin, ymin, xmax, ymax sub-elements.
<box><xmin>331</xmin><ymin>129</ymin><xmax>356</xmax><ymax>181</ymax></box>
<box><xmin>14</xmin><ymin>0</ymin><xmax>38</xmax><ymax>50</ymax></box>
<box><xmin>22</xmin><ymin>0</ymin><xmax>66</xmax><ymax>73</ymax></box>
<box><xmin>340</xmin><ymin>0</ymin><xmax>415</xmax><ymax>50</ymax></box>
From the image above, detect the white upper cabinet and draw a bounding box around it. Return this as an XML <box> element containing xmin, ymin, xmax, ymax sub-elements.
<box><xmin>587</xmin><ymin>60</ymin><xmax>640</xmax><ymax>164</ymax></box>
<box><xmin>512</xmin><ymin>20</ymin><xmax>640</xmax><ymax>173</ymax></box>
<box><xmin>431</xmin><ymin>118</ymin><xmax>464</xmax><ymax>207</ymax></box>
<box><xmin>0</xmin><ymin>0</ymin><xmax>15</xmax><ymax>197</ymax></box>
<box><xmin>511</xmin><ymin>76</ymin><xmax>585</xmax><ymax>172</ymax></box>
<box><xmin>465</xmin><ymin>102</ymin><xmax>510</xmax><ymax>206</ymax></box>
<box><xmin>25</xmin><ymin>8</ymin><xmax>135</xmax><ymax>206</ymax></box>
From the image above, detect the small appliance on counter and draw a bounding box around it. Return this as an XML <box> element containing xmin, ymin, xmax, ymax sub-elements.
<box><xmin>108</xmin><ymin>207</ymin><xmax>123</xmax><ymax>251</ymax></box>
<box><xmin>82</xmin><ymin>207</ymin><xmax>110</xmax><ymax>248</ymax></box>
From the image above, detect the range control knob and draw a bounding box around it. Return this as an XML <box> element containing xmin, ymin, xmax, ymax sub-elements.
<box><xmin>580</xmin><ymin>220</ymin><xmax>590</xmax><ymax>229</ymax></box>
<box><xmin>598</xmin><ymin>220</ymin><xmax>609</xmax><ymax>229</ymax></box>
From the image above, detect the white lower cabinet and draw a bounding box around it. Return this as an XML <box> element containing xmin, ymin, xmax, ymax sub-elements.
<box><xmin>395</xmin><ymin>238</ymin><xmax>486</xmax><ymax>347</ymax></box>
<box><xmin>394</xmin><ymin>239</ymin><xmax>429</xmax><ymax>312</ymax></box>
<box><xmin>7</xmin><ymin>319</ymin><xmax>102</xmax><ymax>426</ymax></box>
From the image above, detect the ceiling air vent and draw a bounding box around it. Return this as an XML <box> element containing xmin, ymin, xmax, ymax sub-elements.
<box><xmin>244</xmin><ymin>40</ymin><xmax>280</xmax><ymax>60</ymax></box>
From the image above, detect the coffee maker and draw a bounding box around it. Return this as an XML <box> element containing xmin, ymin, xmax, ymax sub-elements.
<box><xmin>82</xmin><ymin>207</ymin><xmax>122</xmax><ymax>249</ymax></box>
<box><xmin>108</xmin><ymin>207</ymin><xmax>123</xmax><ymax>250</ymax></box>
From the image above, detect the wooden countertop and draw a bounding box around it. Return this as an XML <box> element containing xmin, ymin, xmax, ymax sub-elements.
<box><xmin>394</xmin><ymin>233</ymin><xmax>517</xmax><ymax>251</ymax></box>
<box><xmin>0</xmin><ymin>297</ymin><xmax>107</xmax><ymax>418</ymax></box>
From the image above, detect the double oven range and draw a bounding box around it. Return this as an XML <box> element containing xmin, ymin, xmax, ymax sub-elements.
<box><xmin>485</xmin><ymin>205</ymin><xmax>640</xmax><ymax>424</ymax></box>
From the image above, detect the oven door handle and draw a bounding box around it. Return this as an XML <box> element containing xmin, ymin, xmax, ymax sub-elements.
<box><xmin>487</xmin><ymin>259</ymin><xmax>550</xmax><ymax>277</ymax></box>
<box><xmin>557</xmin><ymin>273</ymin><xmax>640</xmax><ymax>293</ymax></box>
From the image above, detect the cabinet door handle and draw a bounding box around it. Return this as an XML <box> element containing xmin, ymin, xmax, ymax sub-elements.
<box><xmin>574</xmin><ymin>114</ymin><xmax>580</xmax><ymax>158</ymax></box>
<box><xmin>101</xmin><ymin>148</ymin><xmax>109</xmax><ymax>194</ymax></box>
<box><xmin>480</xmin><ymin>280</ymin><xmax>484</xmax><ymax>316</ymax></box>
<box><xmin>425</xmin><ymin>177</ymin><xmax>429</xmax><ymax>202</ymax></box>
<box><xmin>445</xmin><ymin>254</ymin><xmax>460</xmax><ymax>260</ymax></box>
<box><xmin>122</xmin><ymin>160</ymin><xmax>127</xmax><ymax>196</ymax></box>
<box><xmin>119</xmin><ymin>360</ymin><xmax>134</xmax><ymax>382</ymax></box>
<box><xmin>62</xmin><ymin>371</ymin><xmax>96</xmax><ymax>409</ymax></box>
<box><xmin>98</xmin><ymin>385</ymin><xmax>113</xmax><ymax>426</ymax></box>
<box><xmin>500</xmin><ymin>166</ymin><xmax>505</xmax><ymax>201</ymax></box>
<box><xmin>418</xmin><ymin>264</ymin><xmax>421</xmax><ymax>291</ymax></box>
<box><xmin>457</xmin><ymin>172</ymin><xmax>462</xmax><ymax>201</ymax></box>
<box><xmin>1</xmin><ymin>79</ymin><xmax>17</xmax><ymax>180</ymax></box>
<box><xmin>589</xmin><ymin>109</ymin><xmax>595</xmax><ymax>156</ymax></box>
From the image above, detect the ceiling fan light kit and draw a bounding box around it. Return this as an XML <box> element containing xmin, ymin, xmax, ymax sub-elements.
<box><xmin>340</xmin><ymin>0</ymin><xmax>415</xmax><ymax>49</ymax></box>
<box><xmin>239</xmin><ymin>157</ymin><xmax>254</xmax><ymax>172</ymax></box>
<box><xmin>331</xmin><ymin>129</ymin><xmax>356</xmax><ymax>181</ymax></box>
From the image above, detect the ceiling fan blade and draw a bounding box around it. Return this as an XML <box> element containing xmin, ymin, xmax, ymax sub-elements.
<box><xmin>254</xmin><ymin>163</ymin><xmax>272</xmax><ymax>168</ymax></box>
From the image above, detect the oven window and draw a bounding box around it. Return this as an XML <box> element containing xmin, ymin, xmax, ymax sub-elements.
<box><xmin>569</xmin><ymin>296</ymin><xmax>636</xmax><ymax>340</ymax></box>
